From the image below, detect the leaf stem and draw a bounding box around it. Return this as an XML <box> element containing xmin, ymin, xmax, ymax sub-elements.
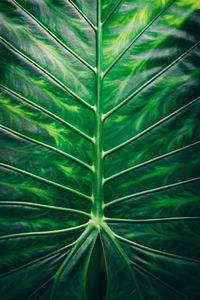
<box><xmin>92</xmin><ymin>0</ymin><xmax>104</xmax><ymax>221</ymax></box>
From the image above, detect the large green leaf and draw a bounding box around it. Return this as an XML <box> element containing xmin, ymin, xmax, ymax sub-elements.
<box><xmin>0</xmin><ymin>0</ymin><xmax>200</xmax><ymax>299</ymax></box>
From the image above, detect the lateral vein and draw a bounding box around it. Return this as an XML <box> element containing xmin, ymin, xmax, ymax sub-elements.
<box><xmin>0</xmin><ymin>36</ymin><xmax>94</xmax><ymax>111</ymax></box>
<box><xmin>105</xmin><ymin>216</ymin><xmax>200</xmax><ymax>223</ymax></box>
<box><xmin>12</xmin><ymin>0</ymin><xmax>95</xmax><ymax>72</ymax></box>
<box><xmin>104</xmin><ymin>96</ymin><xmax>200</xmax><ymax>156</ymax></box>
<box><xmin>103</xmin><ymin>0</ymin><xmax>177</xmax><ymax>76</ymax></box>
<box><xmin>0</xmin><ymin>222</ymin><xmax>90</xmax><ymax>240</ymax></box>
<box><xmin>129</xmin><ymin>259</ymin><xmax>191</xmax><ymax>299</ymax></box>
<box><xmin>104</xmin><ymin>177</ymin><xmax>200</xmax><ymax>208</ymax></box>
<box><xmin>104</xmin><ymin>40</ymin><xmax>200</xmax><ymax>118</ymax></box>
<box><xmin>67</xmin><ymin>0</ymin><xmax>97</xmax><ymax>31</ymax></box>
<box><xmin>0</xmin><ymin>162</ymin><xmax>92</xmax><ymax>201</ymax></box>
<box><xmin>114</xmin><ymin>233</ymin><xmax>200</xmax><ymax>264</ymax></box>
<box><xmin>0</xmin><ymin>83</ymin><xmax>93</xmax><ymax>143</ymax></box>
<box><xmin>0</xmin><ymin>201</ymin><xmax>90</xmax><ymax>217</ymax></box>
<box><xmin>102</xmin><ymin>0</ymin><xmax>124</xmax><ymax>26</ymax></box>
<box><xmin>104</xmin><ymin>141</ymin><xmax>200</xmax><ymax>182</ymax></box>
<box><xmin>0</xmin><ymin>124</ymin><xmax>92</xmax><ymax>171</ymax></box>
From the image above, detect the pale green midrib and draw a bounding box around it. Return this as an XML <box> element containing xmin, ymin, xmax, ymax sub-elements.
<box><xmin>92</xmin><ymin>0</ymin><xmax>104</xmax><ymax>220</ymax></box>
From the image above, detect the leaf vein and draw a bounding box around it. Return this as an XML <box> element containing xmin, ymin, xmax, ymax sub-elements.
<box><xmin>0</xmin><ymin>84</ymin><xmax>93</xmax><ymax>143</ymax></box>
<box><xmin>104</xmin><ymin>177</ymin><xmax>200</xmax><ymax>208</ymax></box>
<box><xmin>0</xmin><ymin>162</ymin><xmax>92</xmax><ymax>201</ymax></box>
<box><xmin>0</xmin><ymin>201</ymin><xmax>90</xmax><ymax>217</ymax></box>
<box><xmin>0</xmin><ymin>124</ymin><xmax>92</xmax><ymax>171</ymax></box>
<box><xmin>105</xmin><ymin>96</ymin><xmax>200</xmax><ymax>156</ymax></box>
<box><xmin>103</xmin><ymin>0</ymin><xmax>177</xmax><ymax>76</ymax></box>
<box><xmin>104</xmin><ymin>40</ymin><xmax>200</xmax><ymax>118</ymax></box>
<box><xmin>105</xmin><ymin>141</ymin><xmax>200</xmax><ymax>182</ymax></box>
<box><xmin>12</xmin><ymin>0</ymin><xmax>95</xmax><ymax>72</ymax></box>
<box><xmin>0</xmin><ymin>36</ymin><xmax>94</xmax><ymax>111</ymax></box>
<box><xmin>0</xmin><ymin>223</ymin><xmax>89</xmax><ymax>241</ymax></box>
<box><xmin>114</xmin><ymin>233</ymin><xmax>200</xmax><ymax>264</ymax></box>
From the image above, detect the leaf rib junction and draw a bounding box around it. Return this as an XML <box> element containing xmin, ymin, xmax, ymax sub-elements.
<box><xmin>0</xmin><ymin>36</ymin><xmax>95</xmax><ymax>111</ymax></box>
<box><xmin>104</xmin><ymin>177</ymin><xmax>200</xmax><ymax>208</ymax></box>
<box><xmin>0</xmin><ymin>124</ymin><xmax>92</xmax><ymax>171</ymax></box>
<box><xmin>12</xmin><ymin>0</ymin><xmax>95</xmax><ymax>72</ymax></box>
<box><xmin>67</xmin><ymin>0</ymin><xmax>97</xmax><ymax>31</ymax></box>
<box><xmin>104</xmin><ymin>96</ymin><xmax>200</xmax><ymax>156</ymax></box>
<box><xmin>104</xmin><ymin>141</ymin><xmax>200</xmax><ymax>182</ymax></box>
<box><xmin>0</xmin><ymin>162</ymin><xmax>92</xmax><ymax>201</ymax></box>
<box><xmin>104</xmin><ymin>40</ymin><xmax>200</xmax><ymax>119</ymax></box>
<box><xmin>0</xmin><ymin>84</ymin><xmax>94</xmax><ymax>143</ymax></box>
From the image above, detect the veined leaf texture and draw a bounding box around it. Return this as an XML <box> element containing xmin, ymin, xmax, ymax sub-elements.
<box><xmin>0</xmin><ymin>0</ymin><xmax>200</xmax><ymax>299</ymax></box>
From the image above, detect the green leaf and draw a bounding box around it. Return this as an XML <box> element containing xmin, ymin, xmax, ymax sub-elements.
<box><xmin>0</xmin><ymin>0</ymin><xmax>200</xmax><ymax>299</ymax></box>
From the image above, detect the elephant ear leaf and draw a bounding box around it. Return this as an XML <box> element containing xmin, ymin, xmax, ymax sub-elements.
<box><xmin>0</xmin><ymin>0</ymin><xmax>200</xmax><ymax>299</ymax></box>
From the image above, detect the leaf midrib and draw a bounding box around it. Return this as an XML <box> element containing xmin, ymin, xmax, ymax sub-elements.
<box><xmin>92</xmin><ymin>0</ymin><xmax>104</xmax><ymax>220</ymax></box>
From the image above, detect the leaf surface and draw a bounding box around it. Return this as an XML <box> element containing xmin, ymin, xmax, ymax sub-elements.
<box><xmin>0</xmin><ymin>0</ymin><xmax>200</xmax><ymax>299</ymax></box>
